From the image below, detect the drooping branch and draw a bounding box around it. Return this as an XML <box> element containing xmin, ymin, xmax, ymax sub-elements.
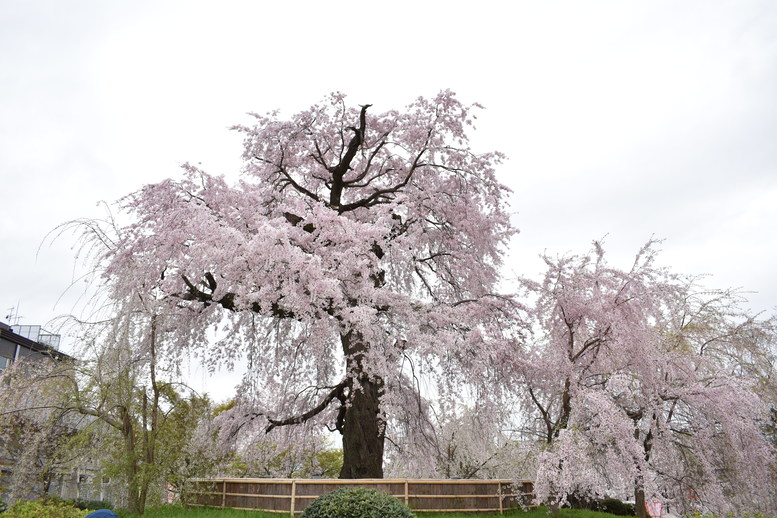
<box><xmin>253</xmin><ymin>145</ymin><xmax>322</xmax><ymax>203</ymax></box>
<box><xmin>329</xmin><ymin>104</ymin><xmax>371</xmax><ymax>207</ymax></box>
<box><xmin>341</xmin><ymin>135</ymin><xmax>389</xmax><ymax>186</ymax></box>
<box><xmin>570</xmin><ymin>334</ymin><xmax>607</xmax><ymax>363</ymax></box>
<box><xmin>283</xmin><ymin>212</ymin><xmax>315</xmax><ymax>233</ymax></box>
<box><xmin>180</xmin><ymin>273</ymin><xmax>296</xmax><ymax>319</ymax></box>
<box><xmin>336</xmin><ymin>161</ymin><xmax>420</xmax><ymax>213</ymax></box>
<box><xmin>528</xmin><ymin>387</ymin><xmax>555</xmax><ymax>443</ymax></box>
<box><xmin>265</xmin><ymin>381</ymin><xmax>348</xmax><ymax>433</ymax></box>
<box><xmin>336</xmin><ymin>127</ymin><xmax>432</xmax><ymax>213</ymax></box>
<box><xmin>73</xmin><ymin>404</ymin><xmax>124</xmax><ymax>432</ymax></box>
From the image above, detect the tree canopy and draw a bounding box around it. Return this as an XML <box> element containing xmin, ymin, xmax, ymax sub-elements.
<box><xmin>104</xmin><ymin>91</ymin><xmax>517</xmax><ymax>478</ymax></box>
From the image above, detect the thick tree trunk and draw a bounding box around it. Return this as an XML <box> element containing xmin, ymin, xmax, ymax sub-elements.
<box><xmin>634</xmin><ymin>418</ymin><xmax>654</xmax><ymax>518</ymax></box>
<box><xmin>339</xmin><ymin>331</ymin><xmax>385</xmax><ymax>478</ymax></box>
<box><xmin>120</xmin><ymin>407</ymin><xmax>144</xmax><ymax>515</ymax></box>
<box><xmin>340</xmin><ymin>375</ymin><xmax>385</xmax><ymax>478</ymax></box>
<box><xmin>635</xmin><ymin>484</ymin><xmax>647</xmax><ymax>518</ymax></box>
<box><xmin>125</xmin><ymin>453</ymin><xmax>142</xmax><ymax>515</ymax></box>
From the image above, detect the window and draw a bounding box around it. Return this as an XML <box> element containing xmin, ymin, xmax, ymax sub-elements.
<box><xmin>0</xmin><ymin>356</ymin><xmax>10</xmax><ymax>370</ymax></box>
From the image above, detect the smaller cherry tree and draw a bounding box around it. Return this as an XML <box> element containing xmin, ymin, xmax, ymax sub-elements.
<box><xmin>385</xmin><ymin>398</ymin><xmax>535</xmax><ymax>480</ymax></box>
<box><xmin>0</xmin><ymin>358</ymin><xmax>81</xmax><ymax>501</ymax></box>
<box><xmin>514</xmin><ymin>241</ymin><xmax>776</xmax><ymax>515</ymax></box>
<box><xmin>216</xmin><ymin>402</ymin><xmax>341</xmax><ymax>478</ymax></box>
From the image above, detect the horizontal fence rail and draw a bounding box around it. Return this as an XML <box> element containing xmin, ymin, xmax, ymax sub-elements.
<box><xmin>187</xmin><ymin>478</ymin><xmax>535</xmax><ymax>515</ymax></box>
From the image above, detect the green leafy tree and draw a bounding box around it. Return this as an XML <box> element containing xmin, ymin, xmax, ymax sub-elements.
<box><xmin>0</xmin><ymin>313</ymin><xmax>221</xmax><ymax>515</ymax></box>
<box><xmin>64</xmin><ymin>316</ymin><xmax>222</xmax><ymax>514</ymax></box>
<box><xmin>0</xmin><ymin>359</ymin><xmax>82</xmax><ymax>501</ymax></box>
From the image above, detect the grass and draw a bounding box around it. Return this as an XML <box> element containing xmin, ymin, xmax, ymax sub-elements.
<box><xmin>116</xmin><ymin>506</ymin><xmax>279</xmax><ymax>518</ymax></box>
<box><xmin>116</xmin><ymin>505</ymin><xmax>626</xmax><ymax>518</ymax></box>
<box><xmin>417</xmin><ymin>508</ymin><xmax>625</xmax><ymax>518</ymax></box>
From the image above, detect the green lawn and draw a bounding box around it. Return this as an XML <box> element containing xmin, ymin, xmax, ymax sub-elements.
<box><xmin>117</xmin><ymin>505</ymin><xmax>623</xmax><ymax>518</ymax></box>
<box><xmin>116</xmin><ymin>507</ymin><xmax>278</xmax><ymax>518</ymax></box>
<box><xmin>416</xmin><ymin>508</ymin><xmax>613</xmax><ymax>518</ymax></box>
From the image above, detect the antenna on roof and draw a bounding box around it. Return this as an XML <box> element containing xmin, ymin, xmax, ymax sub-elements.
<box><xmin>5</xmin><ymin>303</ymin><xmax>22</xmax><ymax>325</ymax></box>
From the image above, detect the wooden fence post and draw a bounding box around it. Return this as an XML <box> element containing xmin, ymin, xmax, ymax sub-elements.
<box><xmin>221</xmin><ymin>480</ymin><xmax>226</xmax><ymax>509</ymax></box>
<box><xmin>290</xmin><ymin>479</ymin><xmax>297</xmax><ymax>516</ymax></box>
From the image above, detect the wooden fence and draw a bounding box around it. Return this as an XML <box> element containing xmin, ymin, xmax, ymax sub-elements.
<box><xmin>187</xmin><ymin>478</ymin><xmax>534</xmax><ymax>515</ymax></box>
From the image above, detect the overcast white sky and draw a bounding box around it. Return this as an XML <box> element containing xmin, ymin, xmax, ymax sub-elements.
<box><xmin>2</xmin><ymin>1</ymin><xmax>776</xmax><ymax>398</ymax></box>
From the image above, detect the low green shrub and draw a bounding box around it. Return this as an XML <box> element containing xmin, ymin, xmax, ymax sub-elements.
<box><xmin>4</xmin><ymin>499</ymin><xmax>89</xmax><ymax>518</ymax></box>
<box><xmin>597</xmin><ymin>498</ymin><xmax>635</xmax><ymax>516</ymax></box>
<box><xmin>301</xmin><ymin>487</ymin><xmax>415</xmax><ymax>518</ymax></box>
<box><xmin>566</xmin><ymin>493</ymin><xmax>596</xmax><ymax>510</ymax></box>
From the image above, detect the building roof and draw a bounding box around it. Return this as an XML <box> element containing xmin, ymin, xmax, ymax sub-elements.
<box><xmin>0</xmin><ymin>322</ymin><xmax>72</xmax><ymax>361</ymax></box>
